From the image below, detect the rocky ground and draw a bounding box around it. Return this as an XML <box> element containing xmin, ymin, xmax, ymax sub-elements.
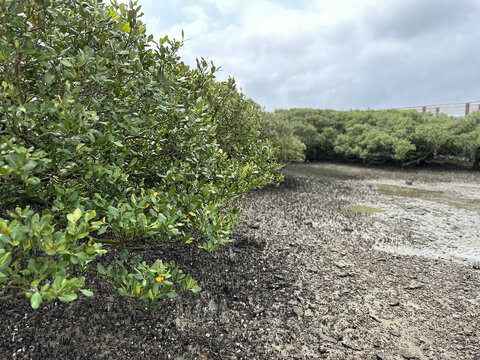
<box><xmin>1</xmin><ymin>162</ymin><xmax>479</xmax><ymax>359</ymax></box>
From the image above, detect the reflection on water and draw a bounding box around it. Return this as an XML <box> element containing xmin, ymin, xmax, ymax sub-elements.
<box><xmin>377</xmin><ymin>184</ymin><xmax>442</xmax><ymax>199</ymax></box>
<box><xmin>377</xmin><ymin>184</ymin><xmax>480</xmax><ymax>215</ymax></box>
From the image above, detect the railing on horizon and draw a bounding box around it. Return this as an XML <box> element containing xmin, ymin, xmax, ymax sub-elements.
<box><xmin>395</xmin><ymin>101</ymin><xmax>480</xmax><ymax>117</ymax></box>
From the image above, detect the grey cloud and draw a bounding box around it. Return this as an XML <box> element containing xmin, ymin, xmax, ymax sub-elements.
<box><xmin>366</xmin><ymin>0</ymin><xmax>480</xmax><ymax>41</ymax></box>
<box><xmin>147</xmin><ymin>0</ymin><xmax>480</xmax><ymax>111</ymax></box>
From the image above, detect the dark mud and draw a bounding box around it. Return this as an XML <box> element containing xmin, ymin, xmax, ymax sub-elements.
<box><xmin>1</xmin><ymin>162</ymin><xmax>479</xmax><ymax>359</ymax></box>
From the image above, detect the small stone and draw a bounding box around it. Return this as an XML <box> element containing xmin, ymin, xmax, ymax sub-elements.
<box><xmin>401</xmin><ymin>350</ymin><xmax>419</xmax><ymax>359</ymax></box>
<box><xmin>304</xmin><ymin>309</ymin><xmax>314</xmax><ymax>317</ymax></box>
<box><xmin>420</xmin><ymin>343</ymin><xmax>430</xmax><ymax>351</ymax></box>
<box><xmin>249</xmin><ymin>222</ymin><xmax>261</xmax><ymax>229</ymax></box>
<box><xmin>334</xmin><ymin>261</ymin><xmax>348</xmax><ymax>269</ymax></box>
<box><xmin>175</xmin><ymin>317</ymin><xmax>186</xmax><ymax>330</ymax></box>
<box><xmin>292</xmin><ymin>306</ymin><xmax>304</xmax><ymax>317</ymax></box>
<box><xmin>253</xmin><ymin>305</ymin><xmax>265</xmax><ymax>315</ymax></box>
<box><xmin>320</xmin><ymin>333</ymin><xmax>338</xmax><ymax>344</ymax></box>
<box><xmin>305</xmin><ymin>220</ymin><xmax>319</xmax><ymax>228</ymax></box>
<box><xmin>388</xmin><ymin>299</ymin><xmax>400</xmax><ymax>307</ymax></box>
<box><xmin>307</xmin><ymin>265</ymin><xmax>319</xmax><ymax>273</ymax></box>
<box><xmin>404</xmin><ymin>280</ymin><xmax>424</xmax><ymax>290</ymax></box>
<box><xmin>338</xmin><ymin>271</ymin><xmax>349</xmax><ymax>278</ymax></box>
<box><xmin>464</xmin><ymin>327</ymin><xmax>474</xmax><ymax>336</ymax></box>
<box><xmin>342</xmin><ymin>339</ymin><xmax>363</xmax><ymax>351</ymax></box>
<box><xmin>405</xmin><ymin>180</ymin><xmax>413</xmax><ymax>186</ymax></box>
<box><xmin>473</xmin><ymin>262</ymin><xmax>480</xmax><ymax>270</ymax></box>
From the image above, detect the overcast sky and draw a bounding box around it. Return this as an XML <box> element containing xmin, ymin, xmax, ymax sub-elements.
<box><xmin>123</xmin><ymin>0</ymin><xmax>480</xmax><ymax>112</ymax></box>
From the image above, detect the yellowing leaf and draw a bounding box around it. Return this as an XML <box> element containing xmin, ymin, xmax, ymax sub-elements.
<box><xmin>23</xmin><ymin>240</ymin><xmax>31</xmax><ymax>251</ymax></box>
<box><xmin>73</xmin><ymin>208</ymin><xmax>82</xmax><ymax>222</ymax></box>
<box><xmin>188</xmin><ymin>211</ymin><xmax>196</xmax><ymax>217</ymax></box>
<box><xmin>108</xmin><ymin>8</ymin><xmax>120</xmax><ymax>20</ymax></box>
<box><xmin>153</xmin><ymin>192</ymin><xmax>158</xmax><ymax>196</ymax></box>
<box><xmin>1</xmin><ymin>227</ymin><xmax>10</xmax><ymax>235</ymax></box>
<box><xmin>121</xmin><ymin>22</ymin><xmax>131</xmax><ymax>33</ymax></box>
<box><xmin>148</xmin><ymin>289</ymin><xmax>153</xmax><ymax>300</ymax></box>
<box><xmin>155</xmin><ymin>274</ymin><xmax>165</xmax><ymax>283</ymax></box>
<box><xmin>135</xmin><ymin>285</ymin><xmax>141</xmax><ymax>294</ymax></box>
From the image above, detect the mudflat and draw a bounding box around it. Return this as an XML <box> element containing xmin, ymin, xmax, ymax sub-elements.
<box><xmin>1</xmin><ymin>162</ymin><xmax>479</xmax><ymax>359</ymax></box>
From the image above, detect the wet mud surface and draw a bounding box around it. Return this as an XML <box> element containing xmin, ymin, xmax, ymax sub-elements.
<box><xmin>1</xmin><ymin>162</ymin><xmax>480</xmax><ymax>359</ymax></box>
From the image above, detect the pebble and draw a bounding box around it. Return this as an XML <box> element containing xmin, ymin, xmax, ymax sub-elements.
<box><xmin>334</xmin><ymin>261</ymin><xmax>348</xmax><ymax>269</ymax></box>
<box><xmin>404</xmin><ymin>280</ymin><xmax>424</xmax><ymax>290</ymax></box>
<box><xmin>249</xmin><ymin>222</ymin><xmax>261</xmax><ymax>229</ymax></box>
<box><xmin>253</xmin><ymin>306</ymin><xmax>265</xmax><ymax>315</ymax></box>
<box><xmin>388</xmin><ymin>299</ymin><xmax>400</xmax><ymax>307</ymax></box>
<box><xmin>401</xmin><ymin>350</ymin><xmax>419</xmax><ymax>359</ymax></box>
<box><xmin>390</xmin><ymin>330</ymin><xmax>401</xmax><ymax>337</ymax></box>
<box><xmin>320</xmin><ymin>333</ymin><xmax>338</xmax><ymax>344</ymax></box>
<box><xmin>342</xmin><ymin>339</ymin><xmax>363</xmax><ymax>351</ymax></box>
<box><xmin>292</xmin><ymin>306</ymin><xmax>303</xmax><ymax>317</ymax></box>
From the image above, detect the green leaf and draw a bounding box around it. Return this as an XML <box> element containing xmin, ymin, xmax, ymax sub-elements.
<box><xmin>26</xmin><ymin>177</ymin><xmax>41</xmax><ymax>186</ymax></box>
<box><xmin>97</xmin><ymin>263</ymin><xmax>106</xmax><ymax>275</ymax></box>
<box><xmin>30</xmin><ymin>292</ymin><xmax>42</xmax><ymax>309</ymax></box>
<box><xmin>118</xmin><ymin>287</ymin><xmax>127</xmax><ymax>296</ymax></box>
<box><xmin>43</xmin><ymin>72</ymin><xmax>54</xmax><ymax>85</ymax></box>
<box><xmin>58</xmin><ymin>293</ymin><xmax>77</xmax><ymax>302</ymax></box>
<box><xmin>84</xmin><ymin>210</ymin><xmax>96</xmax><ymax>222</ymax></box>
<box><xmin>166</xmin><ymin>291</ymin><xmax>177</xmax><ymax>298</ymax></box>
<box><xmin>55</xmin><ymin>15</ymin><xmax>67</xmax><ymax>26</ymax></box>
<box><xmin>108</xmin><ymin>206</ymin><xmax>118</xmax><ymax>217</ymax></box>
<box><xmin>80</xmin><ymin>289</ymin><xmax>94</xmax><ymax>297</ymax></box>
<box><xmin>60</xmin><ymin>58</ymin><xmax>73</xmax><ymax>67</ymax></box>
<box><xmin>119</xmin><ymin>249</ymin><xmax>128</xmax><ymax>262</ymax></box>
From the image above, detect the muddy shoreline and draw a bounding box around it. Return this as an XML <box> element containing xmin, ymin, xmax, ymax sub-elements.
<box><xmin>1</xmin><ymin>162</ymin><xmax>479</xmax><ymax>359</ymax></box>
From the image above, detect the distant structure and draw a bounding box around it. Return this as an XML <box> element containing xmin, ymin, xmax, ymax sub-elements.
<box><xmin>395</xmin><ymin>101</ymin><xmax>480</xmax><ymax>117</ymax></box>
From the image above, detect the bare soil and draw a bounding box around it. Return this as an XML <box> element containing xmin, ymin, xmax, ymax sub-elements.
<box><xmin>1</xmin><ymin>162</ymin><xmax>479</xmax><ymax>359</ymax></box>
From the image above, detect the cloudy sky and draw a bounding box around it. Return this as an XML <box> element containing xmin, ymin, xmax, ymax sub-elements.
<box><xmin>123</xmin><ymin>0</ymin><xmax>480</xmax><ymax>111</ymax></box>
